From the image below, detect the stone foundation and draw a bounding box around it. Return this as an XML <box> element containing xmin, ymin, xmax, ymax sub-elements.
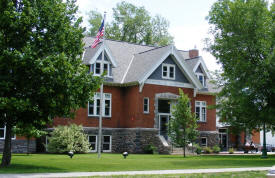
<box><xmin>0</xmin><ymin>140</ymin><xmax>36</xmax><ymax>153</ymax></box>
<box><xmin>199</xmin><ymin>131</ymin><xmax>219</xmax><ymax>147</ymax></box>
<box><xmin>84</xmin><ymin>127</ymin><xmax>170</xmax><ymax>154</ymax></box>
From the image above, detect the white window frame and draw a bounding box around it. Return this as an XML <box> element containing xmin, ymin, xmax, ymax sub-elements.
<box><xmin>88</xmin><ymin>135</ymin><xmax>97</xmax><ymax>152</ymax></box>
<box><xmin>201</xmin><ymin>137</ymin><xmax>207</xmax><ymax>147</ymax></box>
<box><xmin>196</xmin><ymin>73</ymin><xmax>205</xmax><ymax>87</ymax></box>
<box><xmin>88</xmin><ymin>93</ymin><xmax>112</xmax><ymax>117</ymax></box>
<box><xmin>102</xmin><ymin>135</ymin><xmax>112</xmax><ymax>152</ymax></box>
<box><xmin>195</xmin><ymin>101</ymin><xmax>207</xmax><ymax>122</ymax></box>
<box><xmin>143</xmin><ymin>97</ymin><xmax>149</xmax><ymax>114</ymax></box>
<box><xmin>0</xmin><ymin>125</ymin><xmax>16</xmax><ymax>140</ymax></box>
<box><xmin>162</xmin><ymin>64</ymin><xmax>175</xmax><ymax>80</ymax></box>
<box><xmin>93</xmin><ymin>61</ymin><xmax>112</xmax><ymax>77</ymax></box>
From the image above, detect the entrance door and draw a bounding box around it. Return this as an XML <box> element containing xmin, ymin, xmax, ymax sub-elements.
<box><xmin>159</xmin><ymin>114</ymin><xmax>170</xmax><ymax>140</ymax></box>
<box><xmin>219</xmin><ymin>129</ymin><xmax>228</xmax><ymax>151</ymax></box>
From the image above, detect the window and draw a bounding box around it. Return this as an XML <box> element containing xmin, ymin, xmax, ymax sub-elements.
<box><xmin>103</xmin><ymin>135</ymin><xmax>112</xmax><ymax>152</ymax></box>
<box><xmin>162</xmin><ymin>64</ymin><xmax>175</xmax><ymax>80</ymax></box>
<box><xmin>88</xmin><ymin>93</ymin><xmax>112</xmax><ymax>117</ymax></box>
<box><xmin>88</xmin><ymin>135</ymin><xmax>97</xmax><ymax>152</ymax></box>
<box><xmin>144</xmin><ymin>97</ymin><xmax>149</xmax><ymax>113</ymax></box>
<box><xmin>201</xmin><ymin>137</ymin><xmax>207</xmax><ymax>147</ymax></box>
<box><xmin>0</xmin><ymin>124</ymin><xmax>16</xmax><ymax>140</ymax></box>
<box><xmin>196</xmin><ymin>73</ymin><xmax>205</xmax><ymax>87</ymax></box>
<box><xmin>93</xmin><ymin>61</ymin><xmax>112</xmax><ymax>77</ymax></box>
<box><xmin>195</xmin><ymin>101</ymin><xmax>206</xmax><ymax>122</ymax></box>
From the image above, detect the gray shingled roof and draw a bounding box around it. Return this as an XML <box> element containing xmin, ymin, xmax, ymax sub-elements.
<box><xmin>82</xmin><ymin>37</ymin><xmax>217</xmax><ymax>94</ymax></box>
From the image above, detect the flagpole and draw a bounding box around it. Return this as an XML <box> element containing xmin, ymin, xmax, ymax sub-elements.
<box><xmin>98</xmin><ymin>12</ymin><xmax>106</xmax><ymax>159</ymax></box>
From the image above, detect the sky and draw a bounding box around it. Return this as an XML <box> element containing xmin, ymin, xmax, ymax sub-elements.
<box><xmin>75</xmin><ymin>0</ymin><xmax>220</xmax><ymax>72</ymax></box>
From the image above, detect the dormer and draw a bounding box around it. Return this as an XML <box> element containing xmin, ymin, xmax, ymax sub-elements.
<box><xmin>83</xmin><ymin>43</ymin><xmax>117</xmax><ymax>79</ymax></box>
<box><xmin>193</xmin><ymin>58</ymin><xmax>211</xmax><ymax>88</ymax></box>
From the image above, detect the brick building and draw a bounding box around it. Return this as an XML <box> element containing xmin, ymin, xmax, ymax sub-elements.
<box><xmin>1</xmin><ymin>37</ymin><xmax>228</xmax><ymax>153</ymax></box>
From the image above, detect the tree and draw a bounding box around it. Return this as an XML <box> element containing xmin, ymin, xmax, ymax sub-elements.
<box><xmin>13</xmin><ymin>124</ymin><xmax>47</xmax><ymax>155</ymax></box>
<box><xmin>88</xmin><ymin>1</ymin><xmax>174</xmax><ymax>46</ymax></box>
<box><xmin>47</xmin><ymin>124</ymin><xmax>90</xmax><ymax>154</ymax></box>
<box><xmin>169</xmin><ymin>89</ymin><xmax>199</xmax><ymax>157</ymax></box>
<box><xmin>0</xmin><ymin>0</ymin><xmax>101</xmax><ymax>166</ymax></box>
<box><xmin>206</xmin><ymin>0</ymin><xmax>275</xmax><ymax>158</ymax></box>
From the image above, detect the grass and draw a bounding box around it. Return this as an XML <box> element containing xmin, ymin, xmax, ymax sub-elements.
<box><xmin>0</xmin><ymin>154</ymin><xmax>274</xmax><ymax>173</ymax></box>
<box><xmin>86</xmin><ymin>171</ymin><xmax>267</xmax><ymax>178</ymax></box>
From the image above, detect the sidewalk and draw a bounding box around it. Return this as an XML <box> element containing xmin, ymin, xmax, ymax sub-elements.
<box><xmin>0</xmin><ymin>167</ymin><xmax>271</xmax><ymax>178</ymax></box>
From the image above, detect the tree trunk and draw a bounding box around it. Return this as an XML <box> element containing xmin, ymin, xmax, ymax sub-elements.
<box><xmin>183</xmin><ymin>146</ymin><xmax>186</xmax><ymax>158</ymax></box>
<box><xmin>1</xmin><ymin>122</ymin><xmax>12</xmax><ymax>167</ymax></box>
<box><xmin>27</xmin><ymin>138</ymin><xmax>30</xmax><ymax>155</ymax></box>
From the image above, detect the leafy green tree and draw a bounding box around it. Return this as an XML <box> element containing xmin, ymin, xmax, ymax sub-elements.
<box><xmin>13</xmin><ymin>124</ymin><xmax>47</xmax><ymax>155</ymax></box>
<box><xmin>88</xmin><ymin>1</ymin><xmax>173</xmax><ymax>46</ymax></box>
<box><xmin>47</xmin><ymin>124</ymin><xmax>90</xmax><ymax>154</ymax></box>
<box><xmin>0</xmin><ymin>0</ymin><xmax>101</xmax><ymax>166</ymax></box>
<box><xmin>207</xmin><ymin>0</ymin><xmax>275</xmax><ymax>157</ymax></box>
<box><xmin>169</xmin><ymin>89</ymin><xmax>199</xmax><ymax>157</ymax></box>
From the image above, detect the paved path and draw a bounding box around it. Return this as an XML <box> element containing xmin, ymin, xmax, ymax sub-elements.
<box><xmin>0</xmin><ymin>167</ymin><xmax>271</xmax><ymax>178</ymax></box>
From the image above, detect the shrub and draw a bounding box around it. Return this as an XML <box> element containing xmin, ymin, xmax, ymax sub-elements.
<box><xmin>144</xmin><ymin>144</ymin><xmax>157</xmax><ymax>154</ymax></box>
<box><xmin>194</xmin><ymin>144</ymin><xmax>202</xmax><ymax>155</ymax></box>
<box><xmin>47</xmin><ymin>124</ymin><xmax>90</xmax><ymax>154</ymax></box>
<box><xmin>203</xmin><ymin>147</ymin><xmax>213</xmax><ymax>154</ymax></box>
<box><xmin>229</xmin><ymin>148</ymin><xmax>234</xmax><ymax>154</ymax></box>
<box><xmin>212</xmin><ymin>145</ymin><xmax>221</xmax><ymax>153</ymax></box>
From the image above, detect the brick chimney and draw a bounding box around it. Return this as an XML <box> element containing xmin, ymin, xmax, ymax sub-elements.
<box><xmin>189</xmin><ymin>49</ymin><xmax>199</xmax><ymax>59</ymax></box>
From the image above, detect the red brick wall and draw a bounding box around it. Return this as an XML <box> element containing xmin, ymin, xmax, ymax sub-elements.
<box><xmin>53</xmin><ymin>84</ymin><xmax>216</xmax><ymax>131</ymax></box>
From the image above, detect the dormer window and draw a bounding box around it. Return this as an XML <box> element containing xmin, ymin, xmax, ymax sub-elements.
<box><xmin>92</xmin><ymin>61</ymin><xmax>112</xmax><ymax>77</ymax></box>
<box><xmin>162</xmin><ymin>64</ymin><xmax>175</xmax><ymax>80</ymax></box>
<box><xmin>196</xmin><ymin>73</ymin><xmax>205</xmax><ymax>87</ymax></box>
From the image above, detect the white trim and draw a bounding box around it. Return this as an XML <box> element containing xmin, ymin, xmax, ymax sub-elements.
<box><xmin>88</xmin><ymin>44</ymin><xmax>117</xmax><ymax>67</ymax></box>
<box><xmin>201</xmin><ymin>137</ymin><xmax>207</xmax><ymax>147</ymax></box>
<box><xmin>0</xmin><ymin>126</ymin><xmax>16</xmax><ymax>140</ymax></box>
<box><xmin>139</xmin><ymin>82</ymin><xmax>144</xmax><ymax>93</ymax></box>
<box><xmin>195</xmin><ymin>100</ymin><xmax>207</xmax><ymax>122</ymax></box>
<box><xmin>143</xmin><ymin>97</ymin><xmax>149</xmax><ymax>114</ymax></box>
<box><xmin>196</xmin><ymin>73</ymin><xmax>205</xmax><ymax>87</ymax></box>
<box><xmin>121</xmin><ymin>55</ymin><xmax>134</xmax><ymax>83</ymax></box>
<box><xmin>138</xmin><ymin>45</ymin><xmax>203</xmax><ymax>89</ymax></box>
<box><xmin>162</xmin><ymin>63</ymin><xmax>175</xmax><ymax>80</ymax></box>
<box><xmin>88</xmin><ymin>135</ymin><xmax>97</xmax><ymax>152</ymax></box>
<box><xmin>145</xmin><ymin>79</ymin><xmax>194</xmax><ymax>88</ymax></box>
<box><xmin>93</xmin><ymin>60</ymin><xmax>112</xmax><ymax>77</ymax></box>
<box><xmin>193</xmin><ymin>57</ymin><xmax>211</xmax><ymax>79</ymax></box>
<box><xmin>88</xmin><ymin>93</ymin><xmax>112</xmax><ymax>117</ymax></box>
<box><xmin>102</xmin><ymin>135</ymin><xmax>112</xmax><ymax>152</ymax></box>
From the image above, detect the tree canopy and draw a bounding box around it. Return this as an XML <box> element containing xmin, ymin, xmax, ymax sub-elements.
<box><xmin>88</xmin><ymin>1</ymin><xmax>174</xmax><ymax>46</ymax></box>
<box><xmin>207</xmin><ymin>0</ymin><xmax>275</xmax><ymax>155</ymax></box>
<box><xmin>0</xmin><ymin>0</ymin><xmax>100</xmax><ymax>166</ymax></box>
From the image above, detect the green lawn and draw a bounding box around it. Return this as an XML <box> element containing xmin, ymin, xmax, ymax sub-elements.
<box><xmin>88</xmin><ymin>171</ymin><xmax>267</xmax><ymax>178</ymax></box>
<box><xmin>0</xmin><ymin>154</ymin><xmax>274</xmax><ymax>173</ymax></box>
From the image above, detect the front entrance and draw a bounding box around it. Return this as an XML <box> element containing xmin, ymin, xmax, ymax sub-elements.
<box><xmin>159</xmin><ymin>114</ymin><xmax>170</xmax><ymax>140</ymax></box>
<box><xmin>219</xmin><ymin>128</ymin><xmax>228</xmax><ymax>151</ymax></box>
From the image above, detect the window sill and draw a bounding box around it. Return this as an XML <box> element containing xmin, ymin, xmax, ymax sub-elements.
<box><xmin>88</xmin><ymin>115</ymin><xmax>111</xmax><ymax>119</ymax></box>
<box><xmin>143</xmin><ymin>112</ymin><xmax>150</xmax><ymax>115</ymax></box>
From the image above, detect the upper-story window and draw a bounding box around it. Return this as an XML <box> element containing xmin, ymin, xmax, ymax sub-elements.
<box><xmin>195</xmin><ymin>101</ymin><xmax>206</xmax><ymax>122</ymax></box>
<box><xmin>0</xmin><ymin>124</ymin><xmax>16</xmax><ymax>139</ymax></box>
<box><xmin>196</xmin><ymin>73</ymin><xmax>205</xmax><ymax>87</ymax></box>
<box><xmin>92</xmin><ymin>61</ymin><xmax>112</xmax><ymax>77</ymax></box>
<box><xmin>88</xmin><ymin>93</ymin><xmax>112</xmax><ymax>117</ymax></box>
<box><xmin>162</xmin><ymin>64</ymin><xmax>175</xmax><ymax>80</ymax></box>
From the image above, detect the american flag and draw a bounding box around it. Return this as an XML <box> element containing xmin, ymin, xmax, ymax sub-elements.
<box><xmin>91</xmin><ymin>19</ymin><xmax>105</xmax><ymax>48</ymax></box>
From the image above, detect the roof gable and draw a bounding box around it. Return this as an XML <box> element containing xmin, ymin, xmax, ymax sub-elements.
<box><xmin>193</xmin><ymin>57</ymin><xmax>211</xmax><ymax>79</ymax></box>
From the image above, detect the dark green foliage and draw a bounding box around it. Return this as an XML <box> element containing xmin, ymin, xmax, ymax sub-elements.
<box><xmin>203</xmin><ymin>147</ymin><xmax>213</xmax><ymax>154</ymax></box>
<box><xmin>194</xmin><ymin>144</ymin><xmax>202</xmax><ymax>155</ymax></box>
<box><xmin>207</xmin><ymin>0</ymin><xmax>275</xmax><ymax>156</ymax></box>
<box><xmin>88</xmin><ymin>1</ymin><xmax>173</xmax><ymax>46</ymax></box>
<box><xmin>0</xmin><ymin>0</ymin><xmax>101</xmax><ymax>166</ymax></box>
<box><xmin>169</xmin><ymin>89</ymin><xmax>199</xmax><ymax>157</ymax></box>
<box><xmin>144</xmin><ymin>144</ymin><xmax>157</xmax><ymax>154</ymax></box>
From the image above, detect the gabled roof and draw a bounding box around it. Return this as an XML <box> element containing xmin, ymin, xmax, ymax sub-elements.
<box><xmin>82</xmin><ymin>37</ymin><xmax>213</xmax><ymax>91</ymax></box>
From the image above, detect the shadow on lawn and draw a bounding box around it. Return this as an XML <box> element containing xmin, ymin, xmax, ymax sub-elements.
<box><xmin>0</xmin><ymin>164</ymin><xmax>66</xmax><ymax>173</ymax></box>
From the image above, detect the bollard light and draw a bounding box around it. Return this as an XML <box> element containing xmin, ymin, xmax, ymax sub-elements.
<box><xmin>122</xmin><ymin>152</ymin><xmax>128</xmax><ymax>159</ymax></box>
<box><xmin>68</xmin><ymin>151</ymin><xmax>74</xmax><ymax>159</ymax></box>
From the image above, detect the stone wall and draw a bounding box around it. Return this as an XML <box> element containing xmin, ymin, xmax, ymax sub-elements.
<box><xmin>199</xmin><ymin>131</ymin><xmax>219</xmax><ymax>147</ymax></box>
<box><xmin>0</xmin><ymin>140</ymin><xmax>36</xmax><ymax>153</ymax></box>
<box><xmin>84</xmin><ymin>127</ymin><xmax>170</xmax><ymax>154</ymax></box>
